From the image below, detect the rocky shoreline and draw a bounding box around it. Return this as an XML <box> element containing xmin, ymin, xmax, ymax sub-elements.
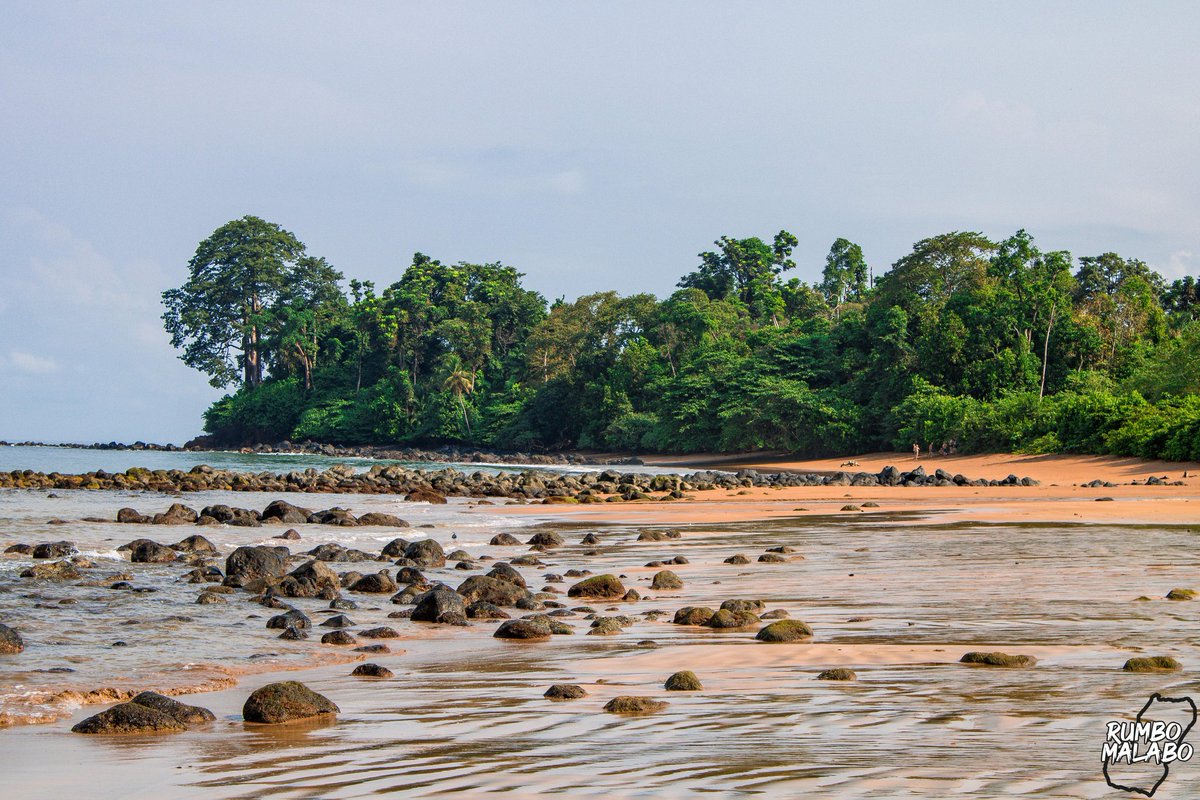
<box><xmin>0</xmin><ymin>464</ymin><xmax>1044</xmax><ymax>500</ymax></box>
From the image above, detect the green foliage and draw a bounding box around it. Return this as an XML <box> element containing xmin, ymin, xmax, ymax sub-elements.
<box><xmin>169</xmin><ymin>219</ymin><xmax>1200</xmax><ymax>461</ymax></box>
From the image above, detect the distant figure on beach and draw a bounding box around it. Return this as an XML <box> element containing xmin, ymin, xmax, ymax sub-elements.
<box><xmin>912</xmin><ymin>443</ymin><xmax>920</xmax><ymax>460</ymax></box>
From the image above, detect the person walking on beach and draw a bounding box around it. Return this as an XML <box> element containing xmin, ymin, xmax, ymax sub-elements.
<box><xmin>912</xmin><ymin>442</ymin><xmax>920</xmax><ymax>460</ymax></box>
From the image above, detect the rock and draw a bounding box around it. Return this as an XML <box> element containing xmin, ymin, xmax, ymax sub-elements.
<box><xmin>527</xmin><ymin>531</ymin><xmax>565</xmax><ymax>548</ymax></box>
<box><xmin>588</xmin><ymin>617</ymin><xmax>624</xmax><ymax>635</ymax></box>
<box><xmin>282</xmin><ymin>560</ymin><xmax>341</xmax><ymax>598</ymax></box>
<box><xmin>705</xmin><ymin>609</ymin><xmax>760</xmax><ymax>629</ymax></box>
<box><xmin>841</xmin><ymin>505</ymin><xmax>861</xmax><ymax>512</ymax></box>
<box><xmin>129</xmin><ymin>540</ymin><xmax>177</xmax><ymax>563</ymax></box>
<box><xmin>307</xmin><ymin>508</ymin><xmax>359</xmax><ymax>526</ymax></box>
<box><xmin>622</xmin><ymin>589</ymin><xmax>641</xmax><ymax>602</ymax></box>
<box><xmin>150</xmin><ymin>503</ymin><xmax>199</xmax><ymax>525</ymax></box>
<box><xmin>406</xmin><ymin>488</ymin><xmax>447</xmax><ymax>504</ymax></box>
<box><xmin>116</xmin><ymin>508</ymin><xmax>150</xmax><ymax>524</ymax></box>
<box><xmin>32</xmin><ymin>541</ymin><xmax>75</xmax><ymax>559</ymax></box>
<box><xmin>816</xmin><ymin>668</ymin><xmax>857</xmax><ymax>681</ymax></box>
<box><xmin>544</xmin><ymin>684</ymin><xmax>587</xmax><ymax>700</ymax></box>
<box><xmin>72</xmin><ymin>701</ymin><xmax>186</xmax><ymax>734</ymax></box>
<box><xmin>412</xmin><ymin>585</ymin><xmax>468</xmax><ymax>622</ymax></box>
<box><xmin>1167</xmin><ymin>588</ymin><xmax>1196</xmax><ymax>601</ymax></box>
<box><xmin>650</xmin><ymin>570</ymin><xmax>683</xmax><ymax>590</ymax></box>
<box><xmin>196</xmin><ymin>591</ymin><xmax>226</xmax><ymax>604</ymax></box>
<box><xmin>493</xmin><ymin>618</ymin><xmax>553</xmax><ymax>640</ymax></box>
<box><xmin>357</xmin><ymin>627</ymin><xmax>400</xmax><ymax>639</ymax></box>
<box><xmin>755</xmin><ymin>619</ymin><xmax>814</xmax><ymax>642</ymax></box>
<box><xmin>4</xmin><ymin>544</ymin><xmax>32</xmax><ymax>555</ymax></box>
<box><xmin>266</xmin><ymin>609</ymin><xmax>311</xmax><ymax>630</ymax></box>
<box><xmin>720</xmin><ymin>599</ymin><xmax>765</xmax><ymax>613</ymax></box>
<box><xmin>319</xmin><ymin>614</ymin><xmax>355</xmax><ymax>628</ymax></box>
<box><xmin>567</xmin><ymin>574</ymin><xmax>626</xmax><ymax>600</ymax></box>
<box><xmin>351</xmin><ymin>663</ymin><xmax>394</xmax><ymax>678</ymax></box>
<box><xmin>723</xmin><ymin>554</ymin><xmax>750</xmax><ymax>565</ymax></box>
<box><xmin>225</xmin><ymin>546</ymin><xmax>288</xmax><ymax>587</ymax></box>
<box><xmin>489</xmin><ymin>533</ymin><xmax>522</xmax><ymax>546</ymax></box>
<box><xmin>664</xmin><ymin>671</ymin><xmax>702</xmax><ymax>691</ymax></box>
<box><xmin>128</xmin><ymin>691</ymin><xmax>215</xmax><ymax>724</ymax></box>
<box><xmin>242</xmin><ymin>681</ymin><xmax>339</xmax><ymax>724</ymax></box>
<box><xmin>275</xmin><ymin>529</ymin><xmax>301</xmax><ymax>540</ymax></box>
<box><xmin>466</xmin><ymin>601</ymin><xmax>509</xmax><ymax>619</ymax></box>
<box><xmin>357</xmin><ymin>512</ymin><xmax>409</xmax><ymax>527</ymax></box>
<box><xmin>760</xmin><ymin>609</ymin><xmax>789</xmax><ymax>619</ymax></box>
<box><xmin>21</xmin><ymin>560</ymin><xmax>82</xmax><ymax>580</ymax></box>
<box><xmin>456</xmin><ymin>575</ymin><xmax>530</xmax><ymax>607</ymax></box>
<box><xmin>1123</xmin><ymin>656</ymin><xmax>1182</xmax><ymax>673</ymax></box>
<box><xmin>172</xmin><ymin>534</ymin><xmax>219</xmax><ymax>555</ymax></box>
<box><xmin>321</xmin><ymin>630</ymin><xmax>356</xmax><ymax>645</ymax></box>
<box><xmin>757</xmin><ymin>553</ymin><xmax>787</xmax><ymax>563</ymax></box>
<box><xmin>603</xmin><ymin>696</ymin><xmax>668</xmax><ymax>714</ymax></box>
<box><xmin>487</xmin><ymin>562</ymin><xmax>527</xmax><ymax>588</ymax></box>
<box><xmin>0</xmin><ymin>622</ymin><xmax>24</xmax><ymax>654</ymax></box>
<box><xmin>959</xmin><ymin>651</ymin><xmax>1037</xmax><ymax>668</ymax></box>
<box><xmin>349</xmin><ymin>570</ymin><xmax>398</xmax><ymax>594</ymax></box>
<box><xmin>380</xmin><ymin>538</ymin><xmax>412</xmax><ymax>557</ymax></box>
<box><xmin>279</xmin><ymin>625</ymin><xmax>308</xmax><ymax>640</ymax></box>
<box><xmin>403</xmin><ymin>539</ymin><xmax>446</xmax><ymax>568</ymax></box>
<box><xmin>261</xmin><ymin>500</ymin><xmax>313</xmax><ymax>525</ymax></box>
<box><xmin>672</xmin><ymin>606</ymin><xmax>715</xmax><ymax>626</ymax></box>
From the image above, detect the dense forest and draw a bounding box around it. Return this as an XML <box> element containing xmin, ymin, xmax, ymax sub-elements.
<box><xmin>163</xmin><ymin>216</ymin><xmax>1200</xmax><ymax>460</ymax></box>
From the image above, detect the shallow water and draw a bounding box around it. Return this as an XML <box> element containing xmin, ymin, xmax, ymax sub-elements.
<box><xmin>4</xmin><ymin>501</ymin><xmax>1200</xmax><ymax>797</ymax></box>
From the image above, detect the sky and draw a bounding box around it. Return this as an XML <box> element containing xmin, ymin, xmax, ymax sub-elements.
<box><xmin>2</xmin><ymin>1</ymin><xmax>1199</xmax><ymax>444</ymax></box>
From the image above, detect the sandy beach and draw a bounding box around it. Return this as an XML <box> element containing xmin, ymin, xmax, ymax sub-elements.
<box><xmin>2</xmin><ymin>452</ymin><xmax>1200</xmax><ymax>798</ymax></box>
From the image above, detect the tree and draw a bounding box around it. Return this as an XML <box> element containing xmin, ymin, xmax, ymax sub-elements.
<box><xmin>877</xmin><ymin>232</ymin><xmax>995</xmax><ymax>311</ymax></box>
<box><xmin>163</xmin><ymin>216</ymin><xmax>306</xmax><ymax>388</ymax></box>
<box><xmin>443</xmin><ymin>358</ymin><xmax>477</xmax><ymax>434</ymax></box>
<box><xmin>271</xmin><ymin>255</ymin><xmax>347</xmax><ymax>391</ymax></box>
<box><xmin>678</xmin><ymin>231</ymin><xmax>798</xmax><ymax>319</ymax></box>
<box><xmin>820</xmin><ymin>238</ymin><xmax>869</xmax><ymax>308</ymax></box>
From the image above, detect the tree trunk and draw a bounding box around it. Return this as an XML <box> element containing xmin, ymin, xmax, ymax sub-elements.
<box><xmin>1039</xmin><ymin>305</ymin><xmax>1057</xmax><ymax>400</ymax></box>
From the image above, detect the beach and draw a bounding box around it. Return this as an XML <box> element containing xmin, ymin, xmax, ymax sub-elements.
<box><xmin>2</xmin><ymin>451</ymin><xmax>1199</xmax><ymax>798</ymax></box>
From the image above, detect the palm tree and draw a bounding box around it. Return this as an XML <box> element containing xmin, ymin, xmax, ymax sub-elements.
<box><xmin>443</xmin><ymin>364</ymin><xmax>476</xmax><ymax>435</ymax></box>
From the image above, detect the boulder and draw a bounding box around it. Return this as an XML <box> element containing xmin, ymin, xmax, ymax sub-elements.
<box><xmin>664</xmin><ymin>671</ymin><xmax>702</xmax><ymax>691</ymax></box>
<box><xmin>755</xmin><ymin>619</ymin><xmax>814</xmax><ymax>642</ymax></box>
<box><xmin>21</xmin><ymin>560</ymin><xmax>82</xmax><ymax>580</ymax></box>
<box><xmin>321</xmin><ymin>630</ymin><xmax>356</xmax><ymax>645</ymax></box>
<box><xmin>116</xmin><ymin>508</ymin><xmax>150</xmax><ymax>524</ymax></box>
<box><xmin>1123</xmin><ymin>656</ymin><xmax>1182</xmax><ymax>673</ymax></box>
<box><xmin>129</xmin><ymin>540</ymin><xmax>177</xmax><ymax>564</ymax></box>
<box><xmin>128</xmin><ymin>691</ymin><xmax>215</xmax><ymax>724</ymax></box>
<box><xmin>494</xmin><ymin>618</ymin><xmax>553</xmax><ymax>640</ymax></box>
<box><xmin>486</xmin><ymin>562</ymin><xmax>527</xmax><ymax>588</ymax></box>
<box><xmin>672</xmin><ymin>607</ymin><xmax>715</xmax><ymax>626</ymax></box>
<box><xmin>705</xmin><ymin>609</ymin><xmax>760</xmax><ymax>629</ymax></box>
<box><xmin>0</xmin><ymin>622</ymin><xmax>24</xmax><ymax>654</ymax></box>
<box><xmin>412</xmin><ymin>585</ymin><xmax>468</xmax><ymax>623</ymax></box>
<box><xmin>816</xmin><ymin>668</ymin><xmax>857</xmax><ymax>681</ymax></box>
<box><xmin>358</xmin><ymin>627</ymin><xmax>400</xmax><ymax>639</ymax></box>
<box><xmin>723</xmin><ymin>554</ymin><xmax>750</xmax><ymax>565</ymax></box>
<box><xmin>526</xmin><ymin>531</ymin><xmax>565</xmax><ymax>548</ymax></box>
<box><xmin>261</xmin><ymin>500</ymin><xmax>312</xmax><ymax>525</ymax></box>
<box><xmin>349</xmin><ymin>571</ymin><xmax>398</xmax><ymax>594</ymax></box>
<box><xmin>1166</xmin><ymin>588</ymin><xmax>1196</xmax><ymax>601</ymax></box>
<box><xmin>544</xmin><ymin>684</ymin><xmax>587</xmax><ymax>700</ymax></box>
<box><xmin>406</xmin><ymin>488</ymin><xmax>447</xmax><ymax>504</ymax></box>
<box><xmin>308</xmin><ymin>508</ymin><xmax>359</xmax><ymax>526</ymax></box>
<box><xmin>959</xmin><ymin>651</ymin><xmax>1037</xmax><ymax>668</ymax></box>
<box><xmin>225</xmin><ymin>546</ymin><xmax>288</xmax><ymax>587</ymax></box>
<box><xmin>403</xmin><ymin>539</ymin><xmax>446</xmax><ymax>568</ymax></box>
<box><xmin>567</xmin><ymin>574</ymin><xmax>626</xmax><ymax>600</ymax></box>
<box><xmin>603</xmin><ymin>696</ymin><xmax>668</xmax><ymax>714</ymax></box>
<box><xmin>456</xmin><ymin>575</ymin><xmax>530</xmax><ymax>607</ymax></box>
<box><xmin>151</xmin><ymin>503</ymin><xmax>199</xmax><ymax>525</ymax></box>
<box><xmin>242</xmin><ymin>681</ymin><xmax>339</xmax><ymax>724</ymax></box>
<box><xmin>357</xmin><ymin>512</ymin><xmax>409</xmax><ymax>527</ymax></box>
<box><xmin>282</xmin><ymin>560</ymin><xmax>341</xmax><ymax>598</ymax></box>
<box><xmin>381</xmin><ymin>538</ymin><xmax>412</xmax><ymax>558</ymax></box>
<box><xmin>351</xmin><ymin>663</ymin><xmax>394</xmax><ymax>678</ymax></box>
<box><xmin>72</xmin><ymin>701</ymin><xmax>186</xmax><ymax>734</ymax></box>
<box><xmin>466</xmin><ymin>601</ymin><xmax>510</xmax><ymax>619</ymax></box>
<box><xmin>171</xmin><ymin>534</ymin><xmax>219</xmax><ymax>555</ymax></box>
<box><xmin>267</xmin><ymin>609</ymin><xmax>311</xmax><ymax>630</ymax></box>
<box><xmin>489</xmin><ymin>533</ymin><xmax>522</xmax><ymax>546</ymax></box>
<box><xmin>650</xmin><ymin>570</ymin><xmax>683</xmax><ymax>590</ymax></box>
<box><xmin>32</xmin><ymin>541</ymin><xmax>75</xmax><ymax>559</ymax></box>
<box><xmin>720</xmin><ymin>599</ymin><xmax>765</xmax><ymax>614</ymax></box>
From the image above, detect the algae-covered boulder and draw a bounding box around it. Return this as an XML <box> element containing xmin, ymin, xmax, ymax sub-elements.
<box><xmin>494</xmin><ymin>618</ymin><xmax>553</xmax><ymax>640</ymax></box>
<box><xmin>704</xmin><ymin>609</ymin><xmax>760</xmax><ymax>629</ymax></box>
<box><xmin>567</xmin><ymin>574</ymin><xmax>625</xmax><ymax>599</ymax></box>
<box><xmin>1123</xmin><ymin>656</ymin><xmax>1182</xmax><ymax>673</ymax></box>
<box><xmin>664</xmin><ymin>671</ymin><xmax>702</xmax><ymax>691</ymax></box>
<box><xmin>412</xmin><ymin>584</ymin><xmax>468</xmax><ymax>622</ymax></box>
<box><xmin>242</xmin><ymin>681</ymin><xmax>339</xmax><ymax>724</ymax></box>
<box><xmin>650</xmin><ymin>570</ymin><xmax>683</xmax><ymax>590</ymax></box>
<box><xmin>672</xmin><ymin>606</ymin><xmax>715</xmax><ymax>626</ymax></box>
<box><xmin>225</xmin><ymin>546</ymin><xmax>288</xmax><ymax>587</ymax></box>
<box><xmin>723</xmin><ymin>554</ymin><xmax>750</xmax><ymax>565</ymax></box>
<box><xmin>959</xmin><ymin>651</ymin><xmax>1037</xmax><ymax>668</ymax></box>
<box><xmin>403</xmin><ymin>539</ymin><xmax>446</xmax><ymax>568</ymax></box>
<box><xmin>489</xmin><ymin>533</ymin><xmax>522</xmax><ymax>546</ymax></box>
<box><xmin>456</xmin><ymin>575</ymin><xmax>529</xmax><ymax>607</ymax></box>
<box><xmin>129</xmin><ymin>691</ymin><xmax>215</xmax><ymax>724</ymax></box>
<box><xmin>603</xmin><ymin>696</ymin><xmax>668</xmax><ymax>714</ymax></box>
<box><xmin>351</xmin><ymin>663</ymin><xmax>394</xmax><ymax>678</ymax></box>
<box><xmin>816</xmin><ymin>668</ymin><xmax>857</xmax><ymax>681</ymax></box>
<box><xmin>754</xmin><ymin>619</ymin><xmax>814</xmax><ymax>642</ymax></box>
<box><xmin>1166</xmin><ymin>588</ymin><xmax>1196</xmax><ymax>601</ymax></box>
<box><xmin>72</xmin><ymin>701</ymin><xmax>186</xmax><ymax>734</ymax></box>
<box><xmin>0</xmin><ymin>622</ymin><xmax>23</xmax><ymax>654</ymax></box>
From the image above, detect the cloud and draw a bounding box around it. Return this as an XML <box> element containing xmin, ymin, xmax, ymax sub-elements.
<box><xmin>7</xmin><ymin>351</ymin><xmax>59</xmax><ymax>374</ymax></box>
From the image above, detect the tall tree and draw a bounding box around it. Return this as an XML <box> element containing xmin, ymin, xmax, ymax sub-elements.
<box><xmin>678</xmin><ymin>231</ymin><xmax>798</xmax><ymax>319</ymax></box>
<box><xmin>163</xmin><ymin>216</ymin><xmax>306</xmax><ymax>388</ymax></box>
<box><xmin>820</xmin><ymin>238</ymin><xmax>869</xmax><ymax>308</ymax></box>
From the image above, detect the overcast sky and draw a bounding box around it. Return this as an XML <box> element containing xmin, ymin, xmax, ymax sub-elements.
<box><xmin>2</xmin><ymin>2</ymin><xmax>1198</xmax><ymax>443</ymax></box>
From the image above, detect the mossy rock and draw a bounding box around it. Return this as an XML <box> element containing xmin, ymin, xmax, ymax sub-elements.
<box><xmin>755</xmin><ymin>619</ymin><xmax>814</xmax><ymax>642</ymax></box>
<box><xmin>544</xmin><ymin>684</ymin><xmax>587</xmax><ymax>700</ymax></box>
<box><xmin>494</xmin><ymin>618</ymin><xmax>553</xmax><ymax>640</ymax></box>
<box><xmin>567</xmin><ymin>574</ymin><xmax>626</xmax><ymax>599</ymax></box>
<box><xmin>816</xmin><ymin>668</ymin><xmax>857</xmax><ymax>681</ymax></box>
<box><xmin>664</xmin><ymin>670</ymin><xmax>702</xmax><ymax>691</ymax></box>
<box><xmin>1167</xmin><ymin>588</ymin><xmax>1196</xmax><ymax>601</ymax></box>
<box><xmin>1123</xmin><ymin>656</ymin><xmax>1182</xmax><ymax>673</ymax></box>
<box><xmin>72</xmin><ymin>701</ymin><xmax>186</xmax><ymax>734</ymax></box>
<box><xmin>242</xmin><ymin>681</ymin><xmax>339</xmax><ymax>724</ymax></box>
<box><xmin>723</xmin><ymin>554</ymin><xmax>750</xmax><ymax>565</ymax></box>
<box><xmin>959</xmin><ymin>651</ymin><xmax>1037</xmax><ymax>668</ymax></box>
<box><xmin>672</xmin><ymin>606</ymin><xmax>715</xmax><ymax>626</ymax></box>
<box><xmin>351</xmin><ymin>663</ymin><xmax>394</xmax><ymax>678</ymax></box>
<box><xmin>650</xmin><ymin>570</ymin><xmax>683</xmax><ymax>590</ymax></box>
<box><xmin>603</xmin><ymin>696</ymin><xmax>668</xmax><ymax>714</ymax></box>
<box><xmin>128</xmin><ymin>691</ymin><xmax>215</xmax><ymax>724</ymax></box>
<box><xmin>704</xmin><ymin>609</ymin><xmax>760</xmax><ymax>629</ymax></box>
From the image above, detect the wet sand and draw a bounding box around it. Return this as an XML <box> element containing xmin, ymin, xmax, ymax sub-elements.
<box><xmin>3</xmin><ymin>453</ymin><xmax>1200</xmax><ymax>798</ymax></box>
